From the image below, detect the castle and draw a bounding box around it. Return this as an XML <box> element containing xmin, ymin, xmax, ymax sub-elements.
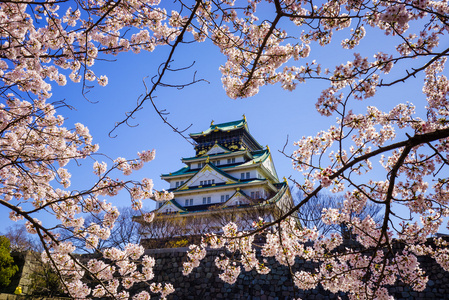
<box><xmin>138</xmin><ymin>117</ymin><xmax>293</xmax><ymax>243</ymax></box>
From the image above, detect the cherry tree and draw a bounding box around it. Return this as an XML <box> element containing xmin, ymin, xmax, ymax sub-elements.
<box><xmin>0</xmin><ymin>0</ymin><xmax>448</xmax><ymax>299</ymax></box>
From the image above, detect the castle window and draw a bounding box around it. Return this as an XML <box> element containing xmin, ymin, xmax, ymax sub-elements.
<box><xmin>207</xmin><ymin>197</ymin><xmax>211</xmax><ymax>204</ymax></box>
<box><xmin>203</xmin><ymin>197</ymin><xmax>207</xmax><ymax>204</ymax></box>
<box><xmin>175</xmin><ymin>181</ymin><xmax>179</xmax><ymax>187</ymax></box>
<box><xmin>216</xmin><ymin>160</ymin><xmax>220</xmax><ymax>165</ymax></box>
<box><xmin>240</xmin><ymin>173</ymin><xmax>245</xmax><ymax>179</ymax></box>
<box><xmin>189</xmin><ymin>199</ymin><xmax>193</xmax><ymax>206</ymax></box>
<box><xmin>197</xmin><ymin>163</ymin><xmax>201</xmax><ymax>168</ymax></box>
<box><xmin>185</xmin><ymin>199</ymin><xmax>189</xmax><ymax>206</ymax></box>
<box><xmin>256</xmin><ymin>191</ymin><xmax>260</xmax><ymax>198</ymax></box>
<box><xmin>251</xmin><ymin>192</ymin><xmax>255</xmax><ymax>198</ymax></box>
<box><xmin>200</xmin><ymin>180</ymin><xmax>203</xmax><ymax>185</ymax></box>
<box><xmin>246</xmin><ymin>172</ymin><xmax>250</xmax><ymax>179</ymax></box>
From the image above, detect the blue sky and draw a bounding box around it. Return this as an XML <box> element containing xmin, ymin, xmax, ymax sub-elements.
<box><xmin>0</xmin><ymin>12</ymin><xmax>437</xmax><ymax>234</ymax></box>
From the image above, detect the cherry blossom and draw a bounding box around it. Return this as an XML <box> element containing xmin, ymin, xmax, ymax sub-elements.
<box><xmin>1</xmin><ymin>0</ymin><xmax>449</xmax><ymax>299</ymax></box>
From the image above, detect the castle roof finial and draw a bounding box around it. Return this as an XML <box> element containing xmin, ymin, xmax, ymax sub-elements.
<box><xmin>242</xmin><ymin>114</ymin><xmax>246</xmax><ymax>121</ymax></box>
<box><xmin>211</xmin><ymin>120</ymin><xmax>214</xmax><ymax>126</ymax></box>
<box><xmin>206</xmin><ymin>156</ymin><xmax>210</xmax><ymax>163</ymax></box>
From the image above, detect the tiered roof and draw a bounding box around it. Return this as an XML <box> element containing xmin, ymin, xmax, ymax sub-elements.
<box><xmin>190</xmin><ymin>116</ymin><xmax>262</xmax><ymax>156</ymax></box>
<box><xmin>154</xmin><ymin>117</ymin><xmax>289</xmax><ymax>216</ymax></box>
<box><xmin>158</xmin><ymin>181</ymin><xmax>290</xmax><ymax>215</ymax></box>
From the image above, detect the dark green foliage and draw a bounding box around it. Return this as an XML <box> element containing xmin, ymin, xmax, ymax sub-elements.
<box><xmin>0</xmin><ymin>236</ymin><xmax>19</xmax><ymax>287</ymax></box>
<box><xmin>29</xmin><ymin>257</ymin><xmax>65</xmax><ymax>297</ymax></box>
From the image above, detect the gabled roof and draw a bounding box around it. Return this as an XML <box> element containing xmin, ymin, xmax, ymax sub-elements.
<box><xmin>204</xmin><ymin>144</ymin><xmax>230</xmax><ymax>156</ymax></box>
<box><xmin>222</xmin><ymin>189</ymin><xmax>252</xmax><ymax>207</ymax></box>
<box><xmin>190</xmin><ymin>118</ymin><xmax>248</xmax><ymax>137</ymax></box>
<box><xmin>154</xmin><ymin>199</ymin><xmax>186</xmax><ymax>213</ymax></box>
<box><xmin>174</xmin><ymin>162</ymin><xmax>238</xmax><ymax>191</ymax></box>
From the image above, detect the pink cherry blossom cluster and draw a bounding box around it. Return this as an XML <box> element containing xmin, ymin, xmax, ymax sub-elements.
<box><xmin>182</xmin><ymin>244</ymin><xmax>207</xmax><ymax>276</ymax></box>
<box><xmin>43</xmin><ymin>243</ymin><xmax>174</xmax><ymax>299</ymax></box>
<box><xmin>187</xmin><ymin>215</ymin><xmax>431</xmax><ymax>299</ymax></box>
<box><xmin>0</xmin><ymin>94</ymin><xmax>175</xmax><ymax>298</ymax></box>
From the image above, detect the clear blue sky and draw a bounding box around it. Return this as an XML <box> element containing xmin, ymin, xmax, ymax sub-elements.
<box><xmin>0</xmin><ymin>15</ymin><xmax>434</xmax><ymax>234</ymax></box>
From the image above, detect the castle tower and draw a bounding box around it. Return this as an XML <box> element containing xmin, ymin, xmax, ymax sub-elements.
<box><xmin>138</xmin><ymin>117</ymin><xmax>293</xmax><ymax>243</ymax></box>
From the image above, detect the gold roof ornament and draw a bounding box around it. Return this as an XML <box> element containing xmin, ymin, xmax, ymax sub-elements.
<box><xmin>211</xmin><ymin>120</ymin><xmax>214</xmax><ymax>126</ymax></box>
<box><xmin>206</xmin><ymin>156</ymin><xmax>210</xmax><ymax>163</ymax></box>
<box><xmin>242</xmin><ymin>114</ymin><xmax>246</xmax><ymax>121</ymax></box>
<box><xmin>266</xmin><ymin>145</ymin><xmax>270</xmax><ymax>151</ymax></box>
<box><xmin>283</xmin><ymin>176</ymin><xmax>288</xmax><ymax>182</ymax></box>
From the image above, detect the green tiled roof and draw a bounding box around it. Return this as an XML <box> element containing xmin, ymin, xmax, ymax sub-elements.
<box><xmin>239</xmin><ymin>150</ymin><xmax>269</xmax><ymax>166</ymax></box>
<box><xmin>156</xmin><ymin>199</ymin><xmax>186</xmax><ymax>212</ymax></box>
<box><xmin>161</xmin><ymin>166</ymin><xmax>191</xmax><ymax>177</ymax></box>
<box><xmin>171</xmin><ymin>178</ymin><xmax>267</xmax><ymax>193</ymax></box>
<box><xmin>163</xmin><ymin>150</ymin><xmax>269</xmax><ymax>178</ymax></box>
<box><xmin>156</xmin><ymin>181</ymin><xmax>289</xmax><ymax>215</ymax></box>
<box><xmin>174</xmin><ymin>162</ymin><xmax>239</xmax><ymax>191</ymax></box>
<box><xmin>181</xmin><ymin>149</ymin><xmax>245</xmax><ymax>161</ymax></box>
<box><xmin>180</xmin><ymin>149</ymin><xmax>267</xmax><ymax>165</ymax></box>
<box><xmin>190</xmin><ymin>118</ymin><xmax>248</xmax><ymax>137</ymax></box>
<box><xmin>266</xmin><ymin>182</ymin><xmax>288</xmax><ymax>204</ymax></box>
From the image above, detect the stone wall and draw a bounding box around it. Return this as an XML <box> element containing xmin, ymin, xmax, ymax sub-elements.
<box><xmin>137</xmin><ymin>245</ymin><xmax>449</xmax><ymax>300</ymax></box>
<box><xmin>3</xmin><ymin>245</ymin><xmax>449</xmax><ymax>299</ymax></box>
<box><xmin>0</xmin><ymin>251</ymin><xmax>41</xmax><ymax>295</ymax></box>
<box><xmin>0</xmin><ymin>294</ymin><xmax>67</xmax><ymax>300</ymax></box>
